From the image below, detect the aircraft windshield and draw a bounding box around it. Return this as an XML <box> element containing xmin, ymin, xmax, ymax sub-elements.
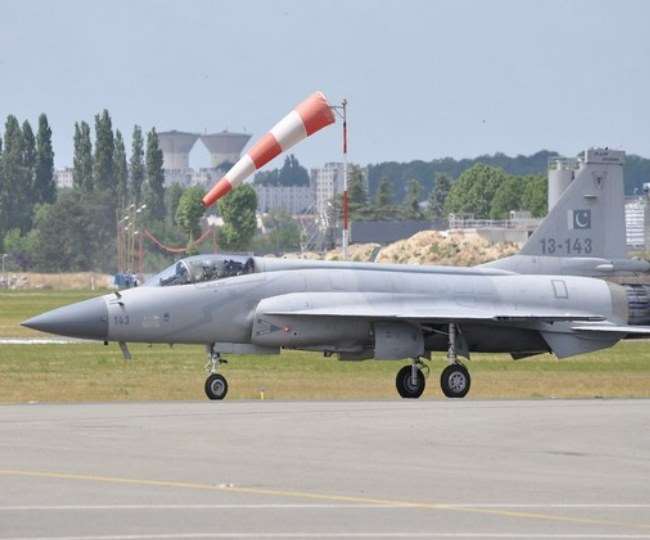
<box><xmin>146</xmin><ymin>255</ymin><xmax>255</xmax><ymax>287</ymax></box>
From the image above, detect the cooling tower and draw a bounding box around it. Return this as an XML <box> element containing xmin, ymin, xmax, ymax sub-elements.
<box><xmin>547</xmin><ymin>157</ymin><xmax>577</xmax><ymax>211</ymax></box>
<box><xmin>158</xmin><ymin>131</ymin><xmax>200</xmax><ymax>170</ymax></box>
<box><xmin>200</xmin><ymin>131</ymin><xmax>252</xmax><ymax>168</ymax></box>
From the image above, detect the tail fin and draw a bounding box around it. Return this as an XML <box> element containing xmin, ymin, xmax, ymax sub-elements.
<box><xmin>520</xmin><ymin>148</ymin><xmax>626</xmax><ymax>259</ymax></box>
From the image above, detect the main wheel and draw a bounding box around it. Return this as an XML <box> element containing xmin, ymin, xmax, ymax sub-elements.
<box><xmin>205</xmin><ymin>373</ymin><xmax>228</xmax><ymax>400</ymax></box>
<box><xmin>395</xmin><ymin>365</ymin><xmax>426</xmax><ymax>399</ymax></box>
<box><xmin>440</xmin><ymin>363</ymin><xmax>471</xmax><ymax>398</ymax></box>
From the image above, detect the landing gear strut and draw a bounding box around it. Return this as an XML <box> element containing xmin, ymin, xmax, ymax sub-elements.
<box><xmin>395</xmin><ymin>360</ymin><xmax>426</xmax><ymax>399</ymax></box>
<box><xmin>204</xmin><ymin>344</ymin><xmax>228</xmax><ymax>400</ymax></box>
<box><xmin>440</xmin><ymin>323</ymin><xmax>471</xmax><ymax>398</ymax></box>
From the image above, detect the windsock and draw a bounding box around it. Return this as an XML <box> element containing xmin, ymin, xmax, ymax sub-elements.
<box><xmin>202</xmin><ymin>91</ymin><xmax>336</xmax><ymax>208</ymax></box>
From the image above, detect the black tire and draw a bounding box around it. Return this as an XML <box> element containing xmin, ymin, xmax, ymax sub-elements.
<box><xmin>440</xmin><ymin>363</ymin><xmax>471</xmax><ymax>398</ymax></box>
<box><xmin>205</xmin><ymin>373</ymin><xmax>228</xmax><ymax>400</ymax></box>
<box><xmin>395</xmin><ymin>365</ymin><xmax>426</xmax><ymax>399</ymax></box>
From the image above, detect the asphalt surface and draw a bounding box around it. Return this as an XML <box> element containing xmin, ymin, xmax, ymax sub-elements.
<box><xmin>0</xmin><ymin>400</ymin><xmax>649</xmax><ymax>539</ymax></box>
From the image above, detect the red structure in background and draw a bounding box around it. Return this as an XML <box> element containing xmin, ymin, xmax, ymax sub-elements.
<box><xmin>143</xmin><ymin>227</ymin><xmax>217</xmax><ymax>255</ymax></box>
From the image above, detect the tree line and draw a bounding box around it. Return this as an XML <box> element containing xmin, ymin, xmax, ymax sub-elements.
<box><xmin>0</xmin><ymin>109</ymin><xmax>194</xmax><ymax>272</ymax></box>
<box><xmin>340</xmin><ymin>163</ymin><xmax>546</xmax><ymax>223</ymax></box>
<box><xmin>367</xmin><ymin>151</ymin><xmax>650</xmax><ymax>200</ymax></box>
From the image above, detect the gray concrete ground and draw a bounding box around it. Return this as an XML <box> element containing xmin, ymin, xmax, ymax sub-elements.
<box><xmin>0</xmin><ymin>400</ymin><xmax>649</xmax><ymax>539</ymax></box>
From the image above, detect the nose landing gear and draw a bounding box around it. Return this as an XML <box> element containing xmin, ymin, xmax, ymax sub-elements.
<box><xmin>204</xmin><ymin>345</ymin><xmax>229</xmax><ymax>400</ymax></box>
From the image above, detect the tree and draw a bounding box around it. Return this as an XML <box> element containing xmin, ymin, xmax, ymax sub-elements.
<box><xmin>0</xmin><ymin>134</ymin><xmax>5</xmax><ymax>246</ymax></box>
<box><xmin>402</xmin><ymin>178</ymin><xmax>423</xmax><ymax>219</ymax></box>
<box><xmin>489</xmin><ymin>176</ymin><xmax>525</xmax><ymax>219</ymax></box>
<box><xmin>278</xmin><ymin>154</ymin><xmax>309</xmax><ymax>186</ymax></box>
<box><xmin>521</xmin><ymin>174</ymin><xmax>547</xmax><ymax>217</ymax></box>
<box><xmin>143</xmin><ymin>127</ymin><xmax>165</xmax><ymax>221</ymax></box>
<box><xmin>130</xmin><ymin>125</ymin><xmax>145</xmax><ymax>204</ymax></box>
<box><xmin>2</xmin><ymin>116</ymin><xmax>32</xmax><ymax>233</ymax></box>
<box><xmin>375</xmin><ymin>176</ymin><xmax>393</xmax><ymax>207</ymax></box>
<box><xmin>30</xmin><ymin>190</ymin><xmax>116</xmax><ymax>272</ymax></box>
<box><xmin>34</xmin><ymin>114</ymin><xmax>56</xmax><ymax>205</ymax></box>
<box><xmin>113</xmin><ymin>130</ymin><xmax>128</xmax><ymax>210</ymax></box>
<box><xmin>93</xmin><ymin>109</ymin><xmax>115</xmax><ymax>194</ymax></box>
<box><xmin>254</xmin><ymin>155</ymin><xmax>310</xmax><ymax>186</ymax></box>
<box><xmin>22</xmin><ymin>120</ymin><xmax>36</xmax><ymax>191</ymax></box>
<box><xmin>217</xmin><ymin>184</ymin><xmax>257</xmax><ymax>251</ymax></box>
<box><xmin>428</xmin><ymin>174</ymin><xmax>451</xmax><ymax>219</ymax></box>
<box><xmin>254</xmin><ymin>210</ymin><xmax>301</xmax><ymax>253</ymax></box>
<box><xmin>73</xmin><ymin>121</ymin><xmax>93</xmax><ymax>192</ymax></box>
<box><xmin>165</xmin><ymin>183</ymin><xmax>184</xmax><ymax>225</ymax></box>
<box><xmin>347</xmin><ymin>164</ymin><xmax>367</xmax><ymax>206</ymax></box>
<box><xmin>175</xmin><ymin>186</ymin><xmax>206</xmax><ymax>242</ymax></box>
<box><xmin>445</xmin><ymin>164</ymin><xmax>508</xmax><ymax>218</ymax></box>
<box><xmin>3</xmin><ymin>227</ymin><xmax>38</xmax><ymax>270</ymax></box>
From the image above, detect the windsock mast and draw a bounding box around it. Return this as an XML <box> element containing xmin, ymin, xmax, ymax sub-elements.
<box><xmin>202</xmin><ymin>91</ymin><xmax>336</xmax><ymax>209</ymax></box>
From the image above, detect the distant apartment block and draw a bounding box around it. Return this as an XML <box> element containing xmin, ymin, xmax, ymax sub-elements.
<box><xmin>311</xmin><ymin>162</ymin><xmax>344</xmax><ymax>220</ymax></box>
<box><xmin>254</xmin><ymin>184</ymin><xmax>312</xmax><ymax>214</ymax></box>
<box><xmin>54</xmin><ymin>167</ymin><xmax>74</xmax><ymax>189</ymax></box>
<box><xmin>310</xmin><ymin>162</ymin><xmax>368</xmax><ymax>222</ymax></box>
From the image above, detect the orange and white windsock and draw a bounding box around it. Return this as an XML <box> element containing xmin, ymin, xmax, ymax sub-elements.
<box><xmin>202</xmin><ymin>91</ymin><xmax>336</xmax><ymax>208</ymax></box>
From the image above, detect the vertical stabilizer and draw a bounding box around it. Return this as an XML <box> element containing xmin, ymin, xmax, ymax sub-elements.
<box><xmin>520</xmin><ymin>148</ymin><xmax>626</xmax><ymax>259</ymax></box>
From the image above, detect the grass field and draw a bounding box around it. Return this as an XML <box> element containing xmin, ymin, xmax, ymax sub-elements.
<box><xmin>1</xmin><ymin>289</ymin><xmax>650</xmax><ymax>402</ymax></box>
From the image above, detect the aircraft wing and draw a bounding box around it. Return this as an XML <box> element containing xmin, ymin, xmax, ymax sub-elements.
<box><xmin>258</xmin><ymin>292</ymin><xmax>603</xmax><ymax>323</ymax></box>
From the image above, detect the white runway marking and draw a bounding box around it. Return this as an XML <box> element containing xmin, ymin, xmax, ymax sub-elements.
<box><xmin>0</xmin><ymin>338</ymin><xmax>87</xmax><ymax>345</ymax></box>
<box><xmin>3</xmin><ymin>533</ymin><xmax>650</xmax><ymax>539</ymax></box>
<box><xmin>1</xmin><ymin>503</ymin><xmax>650</xmax><ymax>511</ymax></box>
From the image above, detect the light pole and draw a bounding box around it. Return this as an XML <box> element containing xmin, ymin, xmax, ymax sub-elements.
<box><xmin>117</xmin><ymin>203</ymin><xmax>146</xmax><ymax>277</ymax></box>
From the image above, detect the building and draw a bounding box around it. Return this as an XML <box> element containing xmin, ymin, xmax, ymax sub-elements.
<box><xmin>311</xmin><ymin>162</ymin><xmax>344</xmax><ymax>221</ymax></box>
<box><xmin>254</xmin><ymin>184</ymin><xmax>312</xmax><ymax>214</ymax></box>
<box><xmin>310</xmin><ymin>162</ymin><xmax>368</xmax><ymax>225</ymax></box>
<box><xmin>54</xmin><ymin>167</ymin><xmax>74</xmax><ymax>189</ymax></box>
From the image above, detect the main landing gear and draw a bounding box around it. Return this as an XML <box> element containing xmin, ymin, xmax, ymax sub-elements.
<box><xmin>205</xmin><ymin>345</ymin><xmax>228</xmax><ymax>400</ymax></box>
<box><xmin>440</xmin><ymin>322</ymin><xmax>471</xmax><ymax>398</ymax></box>
<box><xmin>395</xmin><ymin>323</ymin><xmax>471</xmax><ymax>399</ymax></box>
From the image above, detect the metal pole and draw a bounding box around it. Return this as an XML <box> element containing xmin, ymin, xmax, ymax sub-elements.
<box><xmin>341</xmin><ymin>99</ymin><xmax>349</xmax><ymax>259</ymax></box>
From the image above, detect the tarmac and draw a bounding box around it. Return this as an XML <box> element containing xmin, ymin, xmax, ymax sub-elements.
<box><xmin>0</xmin><ymin>399</ymin><xmax>649</xmax><ymax>539</ymax></box>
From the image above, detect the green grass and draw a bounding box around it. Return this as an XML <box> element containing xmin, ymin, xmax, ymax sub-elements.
<box><xmin>0</xmin><ymin>289</ymin><xmax>106</xmax><ymax>337</ymax></box>
<box><xmin>1</xmin><ymin>289</ymin><xmax>650</xmax><ymax>402</ymax></box>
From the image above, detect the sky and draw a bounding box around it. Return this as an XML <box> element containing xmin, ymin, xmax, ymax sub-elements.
<box><xmin>1</xmin><ymin>0</ymin><xmax>650</xmax><ymax>170</ymax></box>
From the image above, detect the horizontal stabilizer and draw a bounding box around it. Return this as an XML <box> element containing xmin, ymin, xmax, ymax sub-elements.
<box><xmin>571</xmin><ymin>324</ymin><xmax>650</xmax><ymax>335</ymax></box>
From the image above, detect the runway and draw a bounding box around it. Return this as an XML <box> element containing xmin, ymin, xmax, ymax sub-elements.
<box><xmin>0</xmin><ymin>400</ymin><xmax>649</xmax><ymax>539</ymax></box>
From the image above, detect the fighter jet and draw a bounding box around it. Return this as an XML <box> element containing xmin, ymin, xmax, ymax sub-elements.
<box><xmin>22</xmin><ymin>220</ymin><xmax>650</xmax><ymax>401</ymax></box>
<box><xmin>21</xmin><ymin>89</ymin><xmax>650</xmax><ymax>402</ymax></box>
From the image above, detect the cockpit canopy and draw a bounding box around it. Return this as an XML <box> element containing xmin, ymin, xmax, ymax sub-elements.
<box><xmin>146</xmin><ymin>254</ymin><xmax>255</xmax><ymax>287</ymax></box>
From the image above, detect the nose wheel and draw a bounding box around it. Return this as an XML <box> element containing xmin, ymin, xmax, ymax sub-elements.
<box><xmin>205</xmin><ymin>373</ymin><xmax>228</xmax><ymax>400</ymax></box>
<box><xmin>204</xmin><ymin>345</ymin><xmax>229</xmax><ymax>400</ymax></box>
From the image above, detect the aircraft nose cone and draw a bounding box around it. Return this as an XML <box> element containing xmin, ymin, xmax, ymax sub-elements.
<box><xmin>22</xmin><ymin>296</ymin><xmax>108</xmax><ymax>340</ymax></box>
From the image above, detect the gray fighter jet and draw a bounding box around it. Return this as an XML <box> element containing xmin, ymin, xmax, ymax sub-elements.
<box><xmin>23</xmin><ymin>147</ymin><xmax>650</xmax><ymax>400</ymax></box>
